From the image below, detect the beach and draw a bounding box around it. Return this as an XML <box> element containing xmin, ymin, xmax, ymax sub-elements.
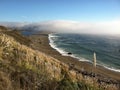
<box><xmin>29</xmin><ymin>32</ymin><xmax>120</xmax><ymax>81</ymax></box>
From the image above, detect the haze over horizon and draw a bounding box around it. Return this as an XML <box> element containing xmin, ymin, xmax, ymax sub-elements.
<box><xmin>0</xmin><ymin>0</ymin><xmax>120</xmax><ymax>34</ymax></box>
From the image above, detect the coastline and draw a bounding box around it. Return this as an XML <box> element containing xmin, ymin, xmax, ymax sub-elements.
<box><xmin>29</xmin><ymin>32</ymin><xmax>120</xmax><ymax>81</ymax></box>
<box><xmin>48</xmin><ymin>33</ymin><xmax>120</xmax><ymax>73</ymax></box>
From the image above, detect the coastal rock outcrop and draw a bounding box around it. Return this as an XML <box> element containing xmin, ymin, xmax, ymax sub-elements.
<box><xmin>68</xmin><ymin>52</ymin><xmax>72</xmax><ymax>55</ymax></box>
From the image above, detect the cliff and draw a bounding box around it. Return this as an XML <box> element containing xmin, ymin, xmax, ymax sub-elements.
<box><xmin>0</xmin><ymin>26</ymin><xmax>119</xmax><ymax>90</ymax></box>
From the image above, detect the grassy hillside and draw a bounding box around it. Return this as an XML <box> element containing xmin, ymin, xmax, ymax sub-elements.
<box><xmin>0</xmin><ymin>26</ymin><xmax>119</xmax><ymax>90</ymax></box>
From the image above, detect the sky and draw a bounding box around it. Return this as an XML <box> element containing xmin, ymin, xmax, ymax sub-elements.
<box><xmin>0</xmin><ymin>0</ymin><xmax>120</xmax><ymax>22</ymax></box>
<box><xmin>0</xmin><ymin>0</ymin><xmax>120</xmax><ymax>34</ymax></box>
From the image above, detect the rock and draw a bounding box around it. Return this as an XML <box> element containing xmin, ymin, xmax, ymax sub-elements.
<box><xmin>68</xmin><ymin>52</ymin><xmax>72</xmax><ymax>55</ymax></box>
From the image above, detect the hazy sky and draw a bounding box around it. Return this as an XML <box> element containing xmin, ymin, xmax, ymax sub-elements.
<box><xmin>0</xmin><ymin>0</ymin><xmax>120</xmax><ymax>22</ymax></box>
<box><xmin>0</xmin><ymin>0</ymin><xmax>120</xmax><ymax>34</ymax></box>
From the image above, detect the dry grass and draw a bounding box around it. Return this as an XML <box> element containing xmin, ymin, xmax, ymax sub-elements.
<box><xmin>0</xmin><ymin>71</ymin><xmax>12</xmax><ymax>90</ymax></box>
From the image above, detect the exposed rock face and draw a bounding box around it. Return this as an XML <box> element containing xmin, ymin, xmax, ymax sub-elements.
<box><xmin>0</xmin><ymin>26</ymin><xmax>119</xmax><ymax>90</ymax></box>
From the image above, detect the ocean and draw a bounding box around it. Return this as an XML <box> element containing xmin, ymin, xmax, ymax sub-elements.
<box><xmin>49</xmin><ymin>33</ymin><xmax>120</xmax><ymax>72</ymax></box>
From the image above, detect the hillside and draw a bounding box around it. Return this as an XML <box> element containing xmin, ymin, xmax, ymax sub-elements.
<box><xmin>0</xmin><ymin>26</ymin><xmax>119</xmax><ymax>90</ymax></box>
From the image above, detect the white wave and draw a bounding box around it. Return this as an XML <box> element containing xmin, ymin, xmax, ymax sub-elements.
<box><xmin>70</xmin><ymin>54</ymin><xmax>91</xmax><ymax>62</ymax></box>
<box><xmin>48</xmin><ymin>34</ymin><xmax>68</xmax><ymax>56</ymax></box>
<box><xmin>105</xmin><ymin>67</ymin><xmax>120</xmax><ymax>72</ymax></box>
<box><xmin>49</xmin><ymin>33</ymin><xmax>59</xmax><ymax>38</ymax></box>
<box><xmin>97</xmin><ymin>63</ymin><xmax>120</xmax><ymax>72</ymax></box>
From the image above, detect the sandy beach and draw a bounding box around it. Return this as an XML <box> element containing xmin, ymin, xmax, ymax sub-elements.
<box><xmin>29</xmin><ymin>32</ymin><xmax>120</xmax><ymax>81</ymax></box>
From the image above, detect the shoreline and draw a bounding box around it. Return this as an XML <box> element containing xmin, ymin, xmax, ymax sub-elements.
<box><xmin>48</xmin><ymin>34</ymin><xmax>120</xmax><ymax>73</ymax></box>
<box><xmin>28</xmin><ymin>32</ymin><xmax>120</xmax><ymax>81</ymax></box>
<box><xmin>48</xmin><ymin>33</ymin><xmax>120</xmax><ymax>73</ymax></box>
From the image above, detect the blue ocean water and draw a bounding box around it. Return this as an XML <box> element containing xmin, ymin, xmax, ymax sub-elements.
<box><xmin>21</xmin><ymin>30</ymin><xmax>37</xmax><ymax>36</ymax></box>
<box><xmin>49</xmin><ymin>33</ymin><xmax>120</xmax><ymax>72</ymax></box>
